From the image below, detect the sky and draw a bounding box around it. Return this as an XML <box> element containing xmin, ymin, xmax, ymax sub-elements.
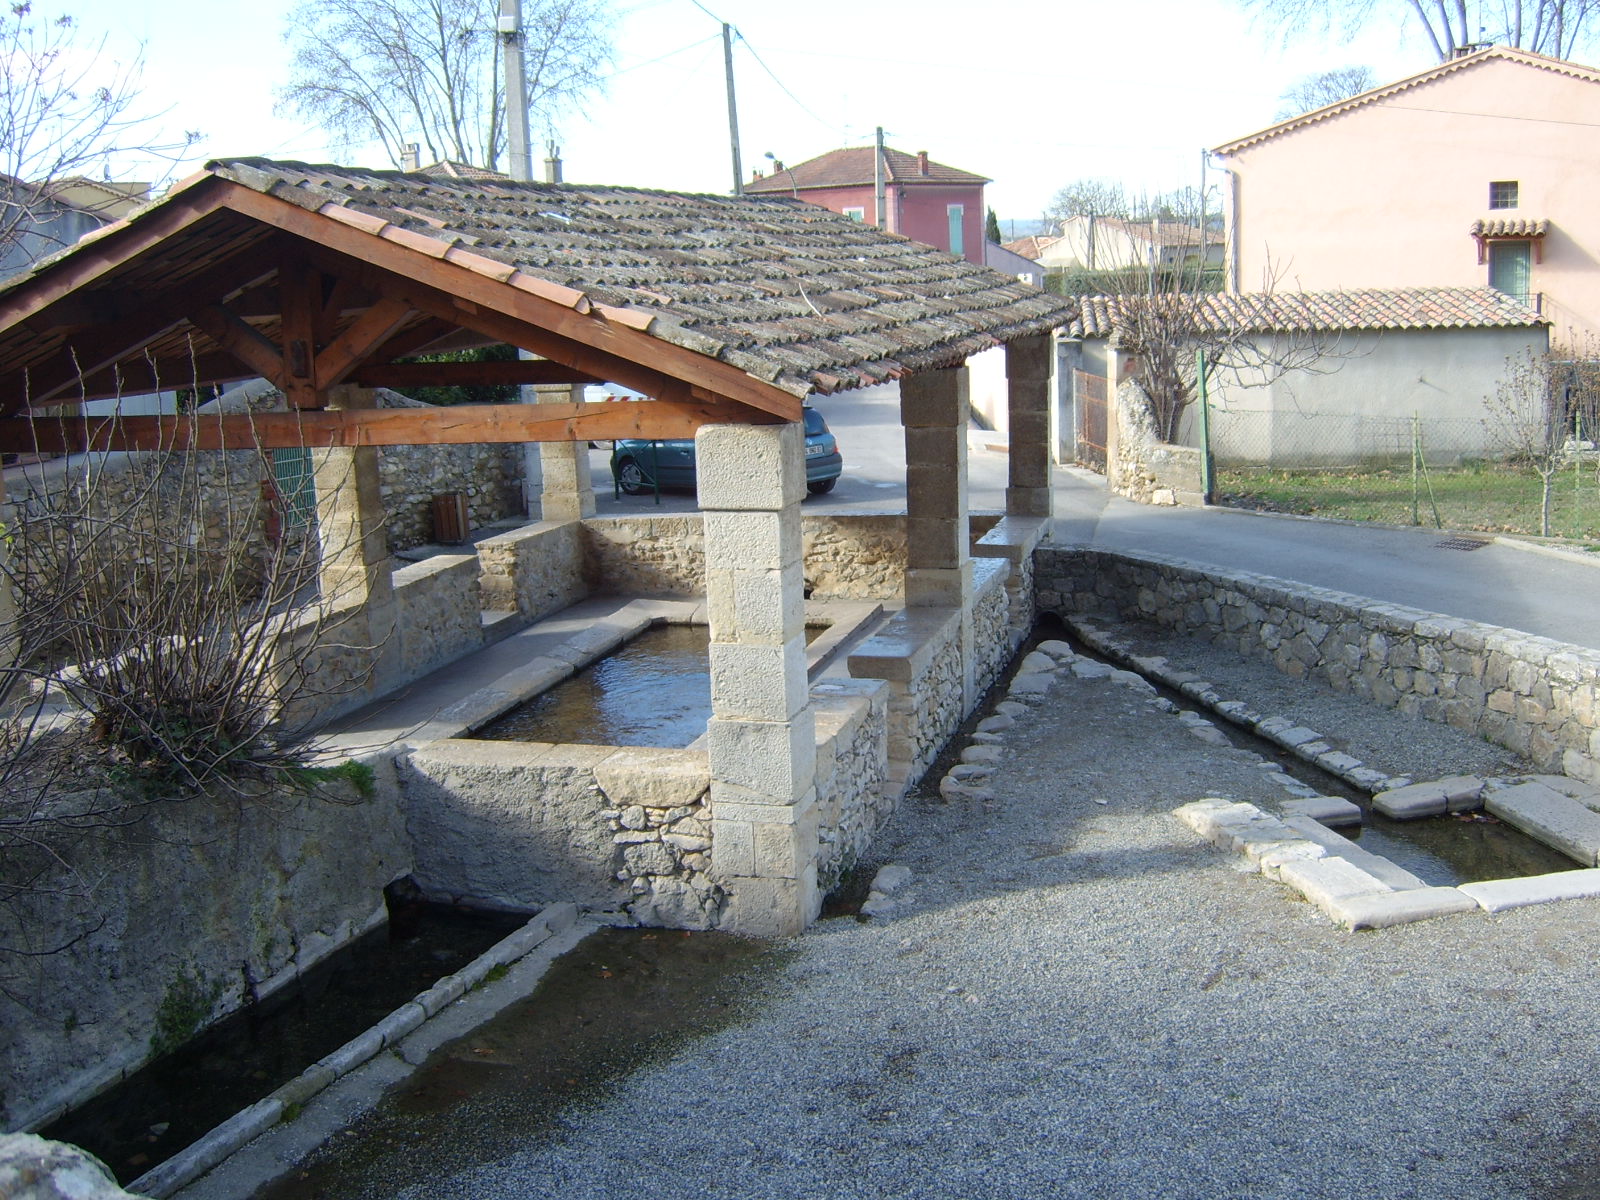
<box><xmin>52</xmin><ymin>0</ymin><xmax>1436</xmax><ymax>228</ymax></box>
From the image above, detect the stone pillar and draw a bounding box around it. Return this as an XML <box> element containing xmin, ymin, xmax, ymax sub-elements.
<box><xmin>535</xmin><ymin>382</ymin><xmax>595</xmax><ymax>522</ymax></box>
<box><xmin>313</xmin><ymin>386</ymin><xmax>393</xmax><ymax>618</ymax></box>
<box><xmin>901</xmin><ymin>365</ymin><xmax>975</xmax><ymax>705</ymax></box>
<box><xmin>1005</xmin><ymin>334</ymin><xmax>1053</xmax><ymax>519</ymax></box>
<box><xmin>699</xmin><ymin>420</ymin><xmax>819</xmax><ymax>937</ymax></box>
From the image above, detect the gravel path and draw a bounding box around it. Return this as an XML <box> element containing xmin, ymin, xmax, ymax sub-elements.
<box><xmin>281</xmin><ymin>635</ymin><xmax>1600</xmax><ymax>1200</ymax></box>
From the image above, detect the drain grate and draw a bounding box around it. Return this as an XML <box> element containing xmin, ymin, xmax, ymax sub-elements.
<box><xmin>1436</xmin><ymin>536</ymin><xmax>1491</xmax><ymax>551</ymax></box>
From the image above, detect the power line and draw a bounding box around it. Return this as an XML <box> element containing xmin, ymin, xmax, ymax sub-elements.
<box><xmin>603</xmin><ymin>34</ymin><xmax>720</xmax><ymax>79</ymax></box>
<box><xmin>734</xmin><ymin>32</ymin><xmax>838</xmax><ymax>132</ymax></box>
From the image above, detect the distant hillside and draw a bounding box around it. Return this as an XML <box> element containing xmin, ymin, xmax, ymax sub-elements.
<box><xmin>996</xmin><ymin>217</ymin><xmax>1052</xmax><ymax>240</ymax></box>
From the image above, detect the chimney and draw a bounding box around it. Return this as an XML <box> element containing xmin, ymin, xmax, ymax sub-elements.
<box><xmin>917</xmin><ymin>150</ymin><xmax>929</xmax><ymax>175</ymax></box>
<box><xmin>771</xmin><ymin>159</ymin><xmax>784</xmax><ymax>172</ymax></box>
<box><xmin>543</xmin><ymin>141</ymin><xmax>563</xmax><ymax>184</ymax></box>
<box><xmin>401</xmin><ymin>143</ymin><xmax>421</xmax><ymax>172</ymax></box>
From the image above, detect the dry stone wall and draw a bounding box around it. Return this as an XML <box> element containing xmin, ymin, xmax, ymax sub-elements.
<box><xmin>848</xmin><ymin>608</ymin><xmax>966</xmax><ymax>793</ymax></box>
<box><xmin>1036</xmin><ymin>546</ymin><xmax>1600</xmax><ymax>782</ymax></box>
<box><xmin>476</xmin><ymin>520</ymin><xmax>588</xmax><ymax>620</ymax></box>
<box><xmin>811</xmin><ymin>679</ymin><xmax>892</xmax><ymax>892</ymax></box>
<box><xmin>0</xmin><ymin>768</ymin><xmax>409</xmax><ymax>1133</ymax></box>
<box><xmin>971</xmin><ymin>559</ymin><xmax>1013</xmax><ymax>698</ymax></box>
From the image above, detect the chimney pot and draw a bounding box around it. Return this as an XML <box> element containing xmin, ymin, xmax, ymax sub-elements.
<box><xmin>917</xmin><ymin>150</ymin><xmax>929</xmax><ymax>175</ymax></box>
<box><xmin>401</xmin><ymin>143</ymin><xmax>421</xmax><ymax>172</ymax></box>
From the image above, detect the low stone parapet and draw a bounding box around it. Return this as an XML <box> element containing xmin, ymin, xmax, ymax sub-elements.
<box><xmin>847</xmin><ymin>606</ymin><xmax>965</xmax><ymax>796</ymax></box>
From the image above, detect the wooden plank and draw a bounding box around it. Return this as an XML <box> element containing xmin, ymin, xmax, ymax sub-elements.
<box><xmin>351</xmin><ymin>360</ymin><xmax>603</xmax><ymax>388</ymax></box>
<box><xmin>221</xmin><ymin>186</ymin><xmax>804</xmax><ymax>421</ymax></box>
<box><xmin>0</xmin><ymin>399</ymin><xmax>765</xmax><ymax>454</ymax></box>
<box><xmin>277</xmin><ymin>256</ymin><xmax>322</xmax><ymax>409</ymax></box>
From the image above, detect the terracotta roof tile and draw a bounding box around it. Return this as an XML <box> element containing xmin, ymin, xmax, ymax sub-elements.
<box><xmin>745</xmin><ymin>146</ymin><xmax>988</xmax><ymax>193</ymax></box>
<box><xmin>8</xmin><ymin>157</ymin><xmax>1073</xmax><ymax>400</ymax></box>
<box><xmin>1470</xmin><ymin>218</ymin><xmax>1549</xmax><ymax>238</ymax></box>
<box><xmin>1069</xmin><ymin>287</ymin><xmax>1546</xmax><ymax>338</ymax></box>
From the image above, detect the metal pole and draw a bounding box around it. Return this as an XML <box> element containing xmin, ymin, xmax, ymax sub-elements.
<box><xmin>723</xmin><ymin>24</ymin><xmax>743</xmax><ymax>195</ymax></box>
<box><xmin>498</xmin><ymin>0</ymin><xmax>533</xmax><ymax>182</ymax></box>
<box><xmin>874</xmin><ymin>126</ymin><xmax>886</xmax><ymax>230</ymax></box>
<box><xmin>1196</xmin><ymin>348</ymin><xmax>1213</xmax><ymax>504</ymax></box>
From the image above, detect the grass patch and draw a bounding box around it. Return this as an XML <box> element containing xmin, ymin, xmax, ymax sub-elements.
<box><xmin>1219</xmin><ymin>461</ymin><xmax>1600</xmax><ymax>540</ymax></box>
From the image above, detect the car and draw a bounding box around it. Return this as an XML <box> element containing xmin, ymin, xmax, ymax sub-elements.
<box><xmin>610</xmin><ymin>406</ymin><xmax>843</xmax><ymax>497</ymax></box>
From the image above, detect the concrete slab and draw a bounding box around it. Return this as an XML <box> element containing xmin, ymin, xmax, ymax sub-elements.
<box><xmin>1485</xmin><ymin>781</ymin><xmax>1600</xmax><ymax>866</ymax></box>
<box><xmin>1459</xmin><ymin>869</ymin><xmax>1600</xmax><ymax>913</ymax></box>
<box><xmin>1327</xmin><ymin>887</ymin><xmax>1480</xmax><ymax>930</ymax></box>
<box><xmin>1282</xmin><ymin>816</ymin><xmax>1428</xmax><ymax>891</ymax></box>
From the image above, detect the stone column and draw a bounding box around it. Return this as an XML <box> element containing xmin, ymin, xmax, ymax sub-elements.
<box><xmin>699</xmin><ymin>420</ymin><xmax>819</xmax><ymax>937</ymax></box>
<box><xmin>901</xmin><ymin>365</ymin><xmax>975</xmax><ymax>705</ymax></box>
<box><xmin>1006</xmin><ymin>334</ymin><xmax>1053</xmax><ymax>519</ymax></box>
<box><xmin>535</xmin><ymin>382</ymin><xmax>595</xmax><ymax>522</ymax></box>
<box><xmin>313</xmin><ymin>385</ymin><xmax>393</xmax><ymax>620</ymax></box>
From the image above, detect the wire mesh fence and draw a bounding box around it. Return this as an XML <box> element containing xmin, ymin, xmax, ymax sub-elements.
<box><xmin>1211</xmin><ymin>409</ymin><xmax>1600</xmax><ymax>540</ymax></box>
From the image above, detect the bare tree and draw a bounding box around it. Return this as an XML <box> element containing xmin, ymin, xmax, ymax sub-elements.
<box><xmin>1275</xmin><ymin>66</ymin><xmax>1377</xmax><ymax>118</ymax></box>
<box><xmin>1045</xmin><ymin>179</ymin><xmax>1130</xmax><ymax>228</ymax></box>
<box><xmin>1484</xmin><ymin>345</ymin><xmax>1591</xmax><ymax>536</ymax></box>
<box><xmin>280</xmin><ymin>0</ymin><xmax>612</xmax><ymax>171</ymax></box>
<box><xmin>0</xmin><ymin>4</ymin><xmax>199</xmax><ymax>273</ymax></box>
<box><xmin>1240</xmin><ymin>0</ymin><xmax>1600</xmax><ymax>62</ymax></box>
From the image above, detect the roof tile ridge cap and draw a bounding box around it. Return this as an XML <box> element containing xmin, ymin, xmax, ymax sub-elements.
<box><xmin>508</xmin><ymin>270</ymin><xmax>593</xmax><ymax>313</ymax></box>
<box><xmin>441</xmin><ymin>245</ymin><xmax>517</xmax><ymax>282</ymax></box>
<box><xmin>318</xmin><ymin>203</ymin><xmax>389</xmax><ymax>235</ymax></box>
<box><xmin>592</xmin><ymin>302</ymin><xmax>654</xmax><ymax>331</ymax></box>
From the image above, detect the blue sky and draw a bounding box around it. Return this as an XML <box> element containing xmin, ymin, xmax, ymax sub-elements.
<box><xmin>59</xmin><ymin>0</ymin><xmax>1431</xmax><ymax>220</ymax></box>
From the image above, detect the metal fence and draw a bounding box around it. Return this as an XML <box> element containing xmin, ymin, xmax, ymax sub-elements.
<box><xmin>1211</xmin><ymin>409</ymin><xmax>1600</xmax><ymax>540</ymax></box>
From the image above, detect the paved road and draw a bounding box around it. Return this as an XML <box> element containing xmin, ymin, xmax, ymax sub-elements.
<box><xmin>584</xmin><ymin>381</ymin><xmax>1600</xmax><ymax>652</ymax></box>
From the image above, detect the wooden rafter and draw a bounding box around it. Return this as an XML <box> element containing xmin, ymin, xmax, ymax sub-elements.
<box><xmin>0</xmin><ymin>397</ymin><xmax>773</xmax><ymax>454</ymax></box>
<box><xmin>351</xmin><ymin>360</ymin><xmax>601</xmax><ymax>388</ymax></box>
<box><xmin>188</xmin><ymin>304</ymin><xmax>285</xmax><ymax>389</ymax></box>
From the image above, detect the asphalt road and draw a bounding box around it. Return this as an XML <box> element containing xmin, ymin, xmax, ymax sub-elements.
<box><xmin>578</xmin><ymin>380</ymin><xmax>1600</xmax><ymax>651</ymax></box>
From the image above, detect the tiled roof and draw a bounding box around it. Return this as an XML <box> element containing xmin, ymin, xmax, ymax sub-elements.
<box><xmin>419</xmin><ymin>160</ymin><xmax>511</xmax><ymax>181</ymax></box>
<box><xmin>1470</xmin><ymin>217</ymin><xmax>1549</xmax><ymax>238</ymax></box>
<box><xmin>745</xmin><ymin>146</ymin><xmax>988</xmax><ymax>193</ymax></box>
<box><xmin>1002</xmin><ymin>235</ymin><xmax>1060</xmax><ymax>261</ymax></box>
<box><xmin>1091</xmin><ymin>216</ymin><xmax>1210</xmax><ymax>248</ymax></box>
<box><xmin>1215</xmin><ymin>47</ymin><xmax>1600</xmax><ymax>154</ymax></box>
<box><xmin>1068</xmin><ymin>287</ymin><xmax>1547</xmax><ymax>338</ymax></box>
<box><xmin>168</xmin><ymin>160</ymin><xmax>1070</xmax><ymax>396</ymax></box>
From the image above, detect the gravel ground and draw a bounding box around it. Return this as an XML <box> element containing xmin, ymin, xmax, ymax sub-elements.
<box><xmin>270</xmin><ymin>633</ymin><xmax>1600</xmax><ymax>1200</ymax></box>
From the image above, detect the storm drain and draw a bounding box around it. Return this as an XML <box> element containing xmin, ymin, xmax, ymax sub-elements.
<box><xmin>1435</xmin><ymin>536</ymin><xmax>1491</xmax><ymax>551</ymax></box>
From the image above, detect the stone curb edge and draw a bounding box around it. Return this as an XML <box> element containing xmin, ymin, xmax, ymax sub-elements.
<box><xmin>128</xmin><ymin>902</ymin><xmax>578</xmax><ymax>1199</ymax></box>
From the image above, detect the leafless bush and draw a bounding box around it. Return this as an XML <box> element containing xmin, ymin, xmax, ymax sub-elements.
<box><xmin>1485</xmin><ymin>345</ymin><xmax>1598</xmax><ymax>536</ymax></box>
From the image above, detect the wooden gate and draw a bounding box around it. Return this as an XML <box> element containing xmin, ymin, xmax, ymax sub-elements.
<box><xmin>1075</xmin><ymin>370</ymin><xmax>1107</xmax><ymax>470</ymax></box>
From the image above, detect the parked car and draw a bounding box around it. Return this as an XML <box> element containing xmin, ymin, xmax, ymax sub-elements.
<box><xmin>610</xmin><ymin>406</ymin><xmax>843</xmax><ymax>496</ymax></box>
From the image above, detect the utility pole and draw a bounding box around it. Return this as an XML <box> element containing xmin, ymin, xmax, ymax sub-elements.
<box><xmin>723</xmin><ymin>23</ymin><xmax>743</xmax><ymax>194</ymax></box>
<box><xmin>498</xmin><ymin>0</ymin><xmax>533</xmax><ymax>182</ymax></box>
<box><xmin>874</xmin><ymin>125</ymin><xmax>886</xmax><ymax>230</ymax></box>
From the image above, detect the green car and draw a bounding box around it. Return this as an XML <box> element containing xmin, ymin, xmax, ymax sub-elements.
<box><xmin>610</xmin><ymin>407</ymin><xmax>843</xmax><ymax>496</ymax></box>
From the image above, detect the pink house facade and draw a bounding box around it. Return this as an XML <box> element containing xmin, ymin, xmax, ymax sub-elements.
<box><xmin>746</xmin><ymin>146</ymin><xmax>988</xmax><ymax>265</ymax></box>
<box><xmin>1212</xmin><ymin>48</ymin><xmax>1600</xmax><ymax>346</ymax></box>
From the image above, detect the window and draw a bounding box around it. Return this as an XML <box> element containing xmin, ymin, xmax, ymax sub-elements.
<box><xmin>1488</xmin><ymin>240</ymin><xmax>1532</xmax><ymax>298</ymax></box>
<box><xmin>947</xmin><ymin>204</ymin><xmax>965</xmax><ymax>257</ymax></box>
<box><xmin>842</xmin><ymin>206</ymin><xmax>865</xmax><ymax>222</ymax></box>
<box><xmin>1489</xmin><ymin>180</ymin><xmax>1519</xmax><ymax>209</ymax></box>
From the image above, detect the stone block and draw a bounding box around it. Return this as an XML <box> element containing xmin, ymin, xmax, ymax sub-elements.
<box><xmin>706</xmin><ymin>564</ymin><xmax>806</xmax><ymax>644</ymax></box>
<box><xmin>1281</xmin><ymin>816</ymin><xmax>1427</xmax><ymax>890</ymax></box>
<box><xmin>1280</xmin><ymin>796</ymin><xmax>1363</xmax><ymax>827</ymax></box>
<box><xmin>905</xmin><ymin>515</ymin><xmax>965</xmax><ymax>570</ymax></box>
<box><xmin>1373</xmin><ymin>780</ymin><xmax>1449</xmax><ymax>819</ymax></box>
<box><xmin>710</xmin><ymin>640</ymin><xmax>808</xmax><ymax>722</ymax></box>
<box><xmin>1485</xmin><ymin>780</ymin><xmax>1600</xmax><ymax>866</ymax></box>
<box><xmin>721</xmin><ymin>868</ymin><xmax>821</xmax><ymax>937</ymax></box>
<box><xmin>905</xmin><ymin>565</ymin><xmax>972</xmax><ymax>608</ymax></box>
<box><xmin>1327</xmin><ymin>887</ymin><xmax>1479</xmax><ymax>930</ymax></box>
<box><xmin>1277</xmin><ymin>857</ymin><xmax>1393</xmax><ymax>914</ymax></box>
<box><xmin>696</xmin><ymin>422</ymin><xmax>805</xmax><ymax>511</ymax></box>
<box><xmin>904</xmin><ymin>426</ymin><xmax>964</xmax><ymax>471</ymax></box>
<box><xmin>753</xmin><ymin>809</ymin><xmax>819</xmax><ymax>879</ymax></box>
<box><xmin>703</xmin><ymin>510</ymin><xmax>802</xmax><ymax>572</ymax></box>
<box><xmin>900</xmin><ymin>366</ymin><xmax>967</xmax><ymax>428</ymax></box>
<box><xmin>593</xmin><ymin>750</ymin><xmax>710</xmax><ymax>810</ymax></box>
<box><xmin>706</xmin><ymin>712</ymin><xmax>816</xmax><ymax>801</ymax></box>
<box><xmin>1459</xmin><ymin>868</ymin><xmax>1600</xmax><ymax>913</ymax></box>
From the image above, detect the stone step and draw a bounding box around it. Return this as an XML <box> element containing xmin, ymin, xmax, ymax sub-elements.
<box><xmin>1282</xmin><ymin>815</ymin><xmax>1428</xmax><ymax>891</ymax></box>
<box><xmin>1280</xmin><ymin>795</ymin><xmax>1363</xmax><ymax>828</ymax></box>
<box><xmin>1485</xmin><ymin>781</ymin><xmax>1600</xmax><ymax>866</ymax></box>
<box><xmin>1373</xmin><ymin>775</ymin><xmax>1485</xmax><ymax>820</ymax></box>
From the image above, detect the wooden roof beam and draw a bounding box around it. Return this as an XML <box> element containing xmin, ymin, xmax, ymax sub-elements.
<box><xmin>350</xmin><ymin>359</ymin><xmax>602</xmax><ymax>388</ymax></box>
<box><xmin>0</xmin><ymin>397</ymin><xmax>746</xmax><ymax>454</ymax></box>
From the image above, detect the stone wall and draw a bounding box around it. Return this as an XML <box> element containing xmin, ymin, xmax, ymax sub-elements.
<box><xmin>398</xmin><ymin>740</ymin><xmax>727</xmax><ymax>930</ymax></box>
<box><xmin>801</xmin><ymin>515</ymin><xmax>909</xmax><ymax>599</ymax></box>
<box><xmin>847</xmin><ymin>607</ymin><xmax>966</xmax><ymax>795</ymax></box>
<box><xmin>579</xmin><ymin>516</ymin><xmax>705</xmax><ymax>596</ymax></box>
<box><xmin>379</xmin><ymin>441</ymin><xmax>522</xmax><ymax>550</ymax></box>
<box><xmin>1111</xmin><ymin>379</ymin><xmax>1204</xmax><ymax>507</ymax></box>
<box><xmin>1</xmin><ymin>766</ymin><xmax>409</xmax><ymax>1133</ymax></box>
<box><xmin>1035</xmin><ymin>545</ymin><xmax>1600</xmax><ymax>782</ymax></box>
<box><xmin>811</xmin><ymin>678</ymin><xmax>892</xmax><ymax>892</ymax></box>
<box><xmin>476</xmin><ymin>519</ymin><xmax>589</xmax><ymax>620</ymax></box>
<box><xmin>971</xmin><ymin>559</ymin><xmax>1013</xmax><ymax>698</ymax></box>
<box><xmin>392</xmin><ymin>553</ymin><xmax>485</xmax><ymax>680</ymax></box>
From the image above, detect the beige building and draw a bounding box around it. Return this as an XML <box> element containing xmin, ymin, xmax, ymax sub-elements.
<box><xmin>1212</xmin><ymin>47</ymin><xmax>1600</xmax><ymax>346</ymax></box>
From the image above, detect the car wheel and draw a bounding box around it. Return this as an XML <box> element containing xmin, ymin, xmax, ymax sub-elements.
<box><xmin>616</xmin><ymin>458</ymin><xmax>649</xmax><ymax>495</ymax></box>
<box><xmin>807</xmin><ymin>477</ymin><xmax>837</xmax><ymax>495</ymax></box>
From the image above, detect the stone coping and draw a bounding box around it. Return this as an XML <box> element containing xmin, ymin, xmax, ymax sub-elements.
<box><xmin>126</xmin><ymin>903</ymin><xmax>577</xmax><ymax>1199</ymax></box>
<box><xmin>1068</xmin><ymin>617</ymin><xmax>1600</xmax><ymax>928</ymax></box>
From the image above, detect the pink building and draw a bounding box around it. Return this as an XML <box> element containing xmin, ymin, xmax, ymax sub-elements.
<box><xmin>745</xmin><ymin>146</ymin><xmax>988</xmax><ymax>264</ymax></box>
<box><xmin>1212</xmin><ymin>47</ymin><xmax>1600</xmax><ymax>345</ymax></box>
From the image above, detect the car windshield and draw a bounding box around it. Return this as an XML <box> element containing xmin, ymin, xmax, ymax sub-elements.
<box><xmin>803</xmin><ymin>408</ymin><xmax>827</xmax><ymax>435</ymax></box>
